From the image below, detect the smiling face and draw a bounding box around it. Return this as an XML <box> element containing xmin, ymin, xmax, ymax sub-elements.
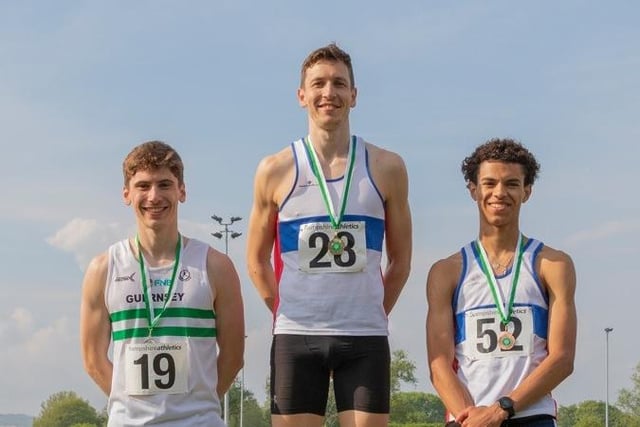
<box><xmin>297</xmin><ymin>59</ymin><xmax>357</xmax><ymax>131</ymax></box>
<box><xmin>468</xmin><ymin>160</ymin><xmax>532</xmax><ymax>228</ymax></box>
<box><xmin>123</xmin><ymin>167</ymin><xmax>185</xmax><ymax>231</ymax></box>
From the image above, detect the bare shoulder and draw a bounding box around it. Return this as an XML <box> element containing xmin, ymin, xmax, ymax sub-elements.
<box><xmin>364</xmin><ymin>141</ymin><xmax>408</xmax><ymax>201</ymax></box>
<box><xmin>81</xmin><ymin>251</ymin><xmax>109</xmax><ymax>303</ymax></box>
<box><xmin>536</xmin><ymin>243</ymin><xmax>576</xmax><ymax>293</ymax></box>
<box><xmin>427</xmin><ymin>252</ymin><xmax>463</xmax><ymax>295</ymax></box>
<box><xmin>256</xmin><ymin>146</ymin><xmax>295</xmax><ymax>181</ymax></box>
<box><xmin>254</xmin><ymin>146</ymin><xmax>296</xmax><ymax>204</ymax></box>
<box><xmin>84</xmin><ymin>252</ymin><xmax>109</xmax><ymax>283</ymax></box>
<box><xmin>364</xmin><ymin>141</ymin><xmax>407</xmax><ymax>174</ymax></box>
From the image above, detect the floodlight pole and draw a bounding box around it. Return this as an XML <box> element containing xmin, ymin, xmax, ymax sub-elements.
<box><xmin>605</xmin><ymin>327</ymin><xmax>613</xmax><ymax>427</ymax></box>
<box><xmin>211</xmin><ymin>214</ymin><xmax>242</xmax><ymax>425</ymax></box>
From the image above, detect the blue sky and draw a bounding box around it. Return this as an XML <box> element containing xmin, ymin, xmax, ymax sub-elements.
<box><xmin>1</xmin><ymin>1</ymin><xmax>639</xmax><ymax>416</ymax></box>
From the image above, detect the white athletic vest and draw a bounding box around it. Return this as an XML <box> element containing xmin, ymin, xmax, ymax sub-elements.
<box><xmin>105</xmin><ymin>238</ymin><xmax>225</xmax><ymax>427</ymax></box>
<box><xmin>274</xmin><ymin>136</ymin><xmax>388</xmax><ymax>336</ymax></box>
<box><xmin>451</xmin><ymin>237</ymin><xmax>556</xmax><ymax>420</ymax></box>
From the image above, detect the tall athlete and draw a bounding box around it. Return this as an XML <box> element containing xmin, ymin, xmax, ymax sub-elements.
<box><xmin>426</xmin><ymin>138</ymin><xmax>576</xmax><ymax>427</ymax></box>
<box><xmin>247</xmin><ymin>43</ymin><xmax>412</xmax><ymax>427</ymax></box>
<box><xmin>80</xmin><ymin>141</ymin><xmax>244</xmax><ymax>426</ymax></box>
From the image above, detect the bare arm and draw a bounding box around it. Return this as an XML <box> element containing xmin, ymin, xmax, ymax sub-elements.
<box><xmin>209</xmin><ymin>248</ymin><xmax>245</xmax><ymax>397</ymax></box>
<box><xmin>508</xmin><ymin>247</ymin><xmax>576</xmax><ymax>411</ymax></box>
<box><xmin>246</xmin><ymin>151</ymin><xmax>291</xmax><ymax>313</ymax></box>
<box><xmin>370</xmin><ymin>146</ymin><xmax>412</xmax><ymax>314</ymax></box>
<box><xmin>426</xmin><ymin>256</ymin><xmax>475</xmax><ymax>418</ymax></box>
<box><xmin>80</xmin><ymin>253</ymin><xmax>113</xmax><ymax>395</ymax></box>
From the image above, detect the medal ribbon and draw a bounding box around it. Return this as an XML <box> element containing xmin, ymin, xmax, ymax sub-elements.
<box><xmin>474</xmin><ymin>233</ymin><xmax>525</xmax><ymax>325</ymax></box>
<box><xmin>136</xmin><ymin>234</ymin><xmax>182</xmax><ymax>336</ymax></box>
<box><xmin>304</xmin><ymin>135</ymin><xmax>357</xmax><ymax>229</ymax></box>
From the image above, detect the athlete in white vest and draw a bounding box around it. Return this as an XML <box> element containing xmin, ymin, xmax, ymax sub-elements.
<box><xmin>247</xmin><ymin>43</ymin><xmax>412</xmax><ymax>427</ymax></box>
<box><xmin>80</xmin><ymin>141</ymin><xmax>244</xmax><ymax>426</ymax></box>
<box><xmin>426</xmin><ymin>138</ymin><xmax>577</xmax><ymax>427</ymax></box>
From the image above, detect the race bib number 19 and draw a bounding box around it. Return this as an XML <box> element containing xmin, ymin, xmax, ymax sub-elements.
<box><xmin>298</xmin><ymin>221</ymin><xmax>367</xmax><ymax>273</ymax></box>
<box><xmin>125</xmin><ymin>341</ymin><xmax>189</xmax><ymax>395</ymax></box>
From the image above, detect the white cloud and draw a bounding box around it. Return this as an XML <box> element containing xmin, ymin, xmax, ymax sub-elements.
<box><xmin>47</xmin><ymin>218</ymin><xmax>132</xmax><ymax>270</ymax></box>
<box><xmin>565</xmin><ymin>219</ymin><xmax>640</xmax><ymax>246</ymax></box>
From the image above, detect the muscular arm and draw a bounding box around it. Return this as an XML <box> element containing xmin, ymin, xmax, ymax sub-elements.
<box><xmin>370</xmin><ymin>146</ymin><xmax>412</xmax><ymax>314</ymax></box>
<box><xmin>426</xmin><ymin>256</ymin><xmax>475</xmax><ymax>418</ymax></box>
<box><xmin>80</xmin><ymin>253</ymin><xmax>113</xmax><ymax>395</ymax></box>
<box><xmin>246</xmin><ymin>151</ymin><xmax>291</xmax><ymax>313</ymax></box>
<box><xmin>507</xmin><ymin>247</ymin><xmax>576</xmax><ymax>412</ymax></box>
<box><xmin>209</xmin><ymin>249</ymin><xmax>245</xmax><ymax>397</ymax></box>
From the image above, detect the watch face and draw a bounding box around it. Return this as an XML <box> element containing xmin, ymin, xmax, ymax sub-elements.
<box><xmin>499</xmin><ymin>397</ymin><xmax>515</xmax><ymax>417</ymax></box>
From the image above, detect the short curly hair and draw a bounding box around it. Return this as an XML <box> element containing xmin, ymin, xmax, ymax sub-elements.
<box><xmin>461</xmin><ymin>138</ymin><xmax>540</xmax><ymax>186</ymax></box>
<box><xmin>123</xmin><ymin>140</ymin><xmax>184</xmax><ymax>186</ymax></box>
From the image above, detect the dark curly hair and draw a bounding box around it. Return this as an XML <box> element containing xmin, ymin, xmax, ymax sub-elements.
<box><xmin>461</xmin><ymin>138</ymin><xmax>540</xmax><ymax>186</ymax></box>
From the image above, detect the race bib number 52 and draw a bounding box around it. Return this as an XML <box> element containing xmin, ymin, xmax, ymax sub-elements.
<box><xmin>125</xmin><ymin>341</ymin><xmax>189</xmax><ymax>395</ymax></box>
<box><xmin>464</xmin><ymin>307</ymin><xmax>534</xmax><ymax>360</ymax></box>
<box><xmin>298</xmin><ymin>221</ymin><xmax>367</xmax><ymax>273</ymax></box>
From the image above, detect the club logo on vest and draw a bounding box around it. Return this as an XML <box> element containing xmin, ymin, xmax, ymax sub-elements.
<box><xmin>179</xmin><ymin>269</ymin><xmax>191</xmax><ymax>281</ymax></box>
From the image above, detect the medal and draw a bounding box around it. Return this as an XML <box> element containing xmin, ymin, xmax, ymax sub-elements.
<box><xmin>329</xmin><ymin>234</ymin><xmax>345</xmax><ymax>255</ymax></box>
<box><xmin>498</xmin><ymin>331</ymin><xmax>516</xmax><ymax>350</ymax></box>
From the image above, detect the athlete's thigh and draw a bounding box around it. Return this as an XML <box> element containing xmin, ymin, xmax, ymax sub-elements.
<box><xmin>338</xmin><ymin>410</ymin><xmax>389</xmax><ymax>427</ymax></box>
<box><xmin>332</xmin><ymin>336</ymin><xmax>390</xmax><ymax>414</ymax></box>
<box><xmin>270</xmin><ymin>334</ymin><xmax>331</xmax><ymax>416</ymax></box>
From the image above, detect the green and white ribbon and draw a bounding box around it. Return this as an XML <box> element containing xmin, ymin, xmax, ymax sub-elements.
<box><xmin>474</xmin><ymin>233</ymin><xmax>525</xmax><ymax>325</ymax></box>
<box><xmin>304</xmin><ymin>136</ymin><xmax>357</xmax><ymax>229</ymax></box>
<box><xmin>135</xmin><ymin>234</ymin><xmax>182</xmax><ymax>336</ymax></box>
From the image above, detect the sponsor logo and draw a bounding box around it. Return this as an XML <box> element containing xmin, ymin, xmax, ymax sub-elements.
<box><xmin>298</xmin><ymin>180</ymin><xmax>317</xmax><ymax>188</ymax></box>
<box><xmin>115</xmin><ymin>272</ymin><xmax>136</xmax><ymax>282</ymax></box>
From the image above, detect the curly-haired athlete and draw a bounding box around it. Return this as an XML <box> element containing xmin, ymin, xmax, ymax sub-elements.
<box><xmin>426</xmin><ymin>138</ymin><xmax>576</xmax><ymax>427</ymax></box>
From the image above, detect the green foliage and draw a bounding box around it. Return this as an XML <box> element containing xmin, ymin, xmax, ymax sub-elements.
<box><xmin>558</xmin><ymin>399</ymin><xmax>640</xmax><ymax>427</ymax></box>
<box><xmin>224</xmin><ymin>377</ymin><xmax>270</xmax><ymax>427</ymax></box>
<box><xmin>390</xmin><ymin>349</ymin><xmax>418</xmax><ymax>395</ymax></box>
<box><xmin>390</xmin><ymin>392</ymin><xmax>445</xmax><ymax>424</ymax></box>
<box><xmin>33</xmin><ymin>391</ymin><xmax>105</xmax><ymax>427</ymax></box>
<box><xmin>619</xmin><ymin>361</ymin><xmax>640</xmax><ymax>417</ymax></box>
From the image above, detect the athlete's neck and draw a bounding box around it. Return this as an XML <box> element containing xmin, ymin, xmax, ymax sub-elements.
<box><xmin>308</xmin><ymin>126</ymin><xmax>352</xmax><ymax>163</ymax></box>
<box><xmin>134</xmin><ymin>227</ymin><xmax>181</xmax><ymax>267</ymax></box>
<box><xmin>477</xmin><ymin>226</ymin><xmax>522</xmax><ymax>259</ymax></box>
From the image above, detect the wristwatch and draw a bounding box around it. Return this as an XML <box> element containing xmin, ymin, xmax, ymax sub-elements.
<box><xmin>498</xmin><ymin>396</ymin><xmax>515</xmax><ymax>419</ymax></box>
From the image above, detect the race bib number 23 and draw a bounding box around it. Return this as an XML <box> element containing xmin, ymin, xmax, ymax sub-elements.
<box><xmin>298</xmin><ymin>221</ymin><xmax>367</xmax><ymax>273</ymax></box>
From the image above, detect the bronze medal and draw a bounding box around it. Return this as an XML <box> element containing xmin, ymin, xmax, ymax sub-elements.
<box><xmin>329</xmin><ymin>234</ymin><xmax>345</xmax><ymax>255</ymax></box>
<box><xmin>498</xmin><ymin>331</ymin><xmax>516</xmax><ymax>350</ymax></box>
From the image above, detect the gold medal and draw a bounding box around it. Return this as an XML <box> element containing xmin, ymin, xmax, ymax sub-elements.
<box><xmin>329</xmin><ymin>234</ymin><xmax>345</xmax><ymax>255</ymax></box>
<box><xmin>498</xmin><ymin>331</ymin><xmax>516</xmax><ymax>350</ymax></box>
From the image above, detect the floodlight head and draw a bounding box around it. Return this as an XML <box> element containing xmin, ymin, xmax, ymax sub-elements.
<box><xmin>211</xmin><ymin>232</ymin><xmax>223</xmax><ymax>239</ymax></box>
<box><xmin>212</xmin><ymin>215</ymin><xmax>223</xmax><ymax>224</ymax></box>
<box><xmin>231</xmin><ymin>232</ymin><xmax>242</xmax><ymax>239</ymax></box>
<box><xmin>605</xmin><ymin>327</ymin><xmax>614</xmax><ymax>333</ymax></box>
<box><xmin>230</xmin><ymin>216</ymin><xmax>243</xmax><ymax>223</ymax></box>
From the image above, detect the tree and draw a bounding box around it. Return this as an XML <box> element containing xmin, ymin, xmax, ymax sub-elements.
<box><xmin>619</xmin><ymin>361</ymin><xmax>640</xmax><ymax>418</ymax></box>
<box><xmin>557</xmin><ymin>400</ymin><xmax>640</xmax><ymax>427</ymax></box>
<box><xmin>390</xmin><ymin>391</ymin><xmax>445</xmax><ymax>424</ymax></box>
<box><xmin>390</xmin><ymin>349</ymin><xmax>418</xmax><ymax>395</ymax></box>
<box><xmin>33</xmin><ymin>391</ymin><xmax>105</xmax><ymax>427</ymax></box>
<box><xmin>225</xmin><ymin>378</ymin><xmax>270</xmax><ymax>427</ymax></box>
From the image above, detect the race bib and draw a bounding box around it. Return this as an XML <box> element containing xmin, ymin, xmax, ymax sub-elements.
<box><xmin>125</xmin><ymin>341</ymin><xmax>189</xmax><ymax>395</ymax></box>
<box><xmin>463</xmin><ymin>306</ymin><xmax>534</xmax><ymax>360</ymax></box>
<box><xmin>298</xmin><ymin>221</ymin><xmax>367</xmax><ymax>273</ymax></box>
